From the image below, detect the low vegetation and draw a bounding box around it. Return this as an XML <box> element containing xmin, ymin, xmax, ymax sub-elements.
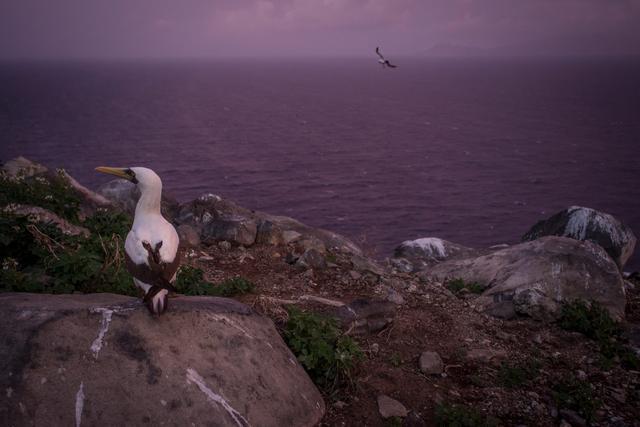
<box><xmin>497</xmin><ymin>359</ymin><xmax>541</xmax><ymax>388</ymax></box>
<box><xmin>175</xmin><ymin>265</ymin><xmax>254</xmax><ymax>297</ymax></box>
<box><xmin>0</xmin><ymin>171</ymin><xmax>82</xmax><ymax>222</ymax></box>
<box><xmin>446</xmin><ymin>278</ymin><xmax>484</xmax><ymax>295</ymax></box>
<box><xmin>552</xmin><ymin>375</ymin><xmax>600</xmax><ymax>422</ymax></box>
<box><xmin>283</xmin><ymin>307</ymin><xmax>363</xmax><ymax>392</ymax></box>
<box><xmin>435</xmin><ymin>403</ymin><xmax>498</xmax><ymax>427</ymax></box>
<box><xmin>558</xmin><ymin>300</ymin><xmax>639</xmax><ymax>370</ymax></box>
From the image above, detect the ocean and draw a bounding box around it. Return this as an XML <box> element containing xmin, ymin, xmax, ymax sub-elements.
<box><xmin>1</xmin><ymin>57</ymin><xmax>639</xmax><ymax>269</ymax></box>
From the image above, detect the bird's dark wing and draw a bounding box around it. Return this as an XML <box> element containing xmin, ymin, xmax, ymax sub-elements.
<box><xmin>376</xmin><ymin>47</ymin><xmax>385</xmax><ymax>60</ymax></box>
<box><xmin>125</xmin><ymin>241</ymin><xmax>180</xmax><ymax>292</ymax></box>
<box><xmin>386</xmin><ymin>62</ymin><xmax>398</xmax><ymax>68</ymax></box>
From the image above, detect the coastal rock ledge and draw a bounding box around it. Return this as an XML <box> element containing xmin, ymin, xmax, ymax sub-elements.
<box><xmin>0</xmin><ymin>293</ymin><xmax>325</xmax><ymax>427</ymax></box>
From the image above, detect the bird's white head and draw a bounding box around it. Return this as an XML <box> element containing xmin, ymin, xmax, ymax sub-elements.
<box><xmin>95</xmin><ymin>166</ymin><xmax>163</xmax><ymax>215</ymax></box>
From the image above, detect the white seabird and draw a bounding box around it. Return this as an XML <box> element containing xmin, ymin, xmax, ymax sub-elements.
<box><xmin>95</xmin><ymin>166</ymin><xmax>180</xmax><ymax>315</ymax></box>
<box><xmin>375</xmin><ymin>47</ymin><xmax>397</xmax><ymax>68</ymax></box>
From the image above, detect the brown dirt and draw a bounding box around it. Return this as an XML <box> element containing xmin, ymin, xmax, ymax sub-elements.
<box><xmin>185</xmin><ymin>242</ymin><xmax>640</xmax><ymax>427</ymax></box>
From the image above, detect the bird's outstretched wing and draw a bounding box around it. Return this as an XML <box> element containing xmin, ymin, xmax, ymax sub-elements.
<box><xmin>376</xmin><ymin>46</ymin><xmax>385</xmax><ymax>60</ymax></box>
<box><xmin>125</xmin><ymin>240</ymin><xmax>180</xmax><ymax>292</ymax></box>
<box><xmin>386</xmin><ymin>61</ymin><xmax>398</xmax><ymax>68</ymax></box>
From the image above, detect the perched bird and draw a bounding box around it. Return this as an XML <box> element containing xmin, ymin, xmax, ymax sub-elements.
<box><xmin>95</xmin><ymin>166</ymin><xmax>180</xmax><ymax>315</ymax></box>
<box><xmin>375</xmin><ymin>47</ymin><xmax>397</xmax><ymax>68</ymax></box>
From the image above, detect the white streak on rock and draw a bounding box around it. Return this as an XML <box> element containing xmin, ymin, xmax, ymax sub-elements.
<box><xmin>401</xmin><ymin>237</ymin><xmax>446</xmax><ymax>258</ymax></box>
<box><xmin>75</xmin><ymin>382</ymin><xmax>85</xmax><ymax>427</ymax></box>
<box><xmin>186</xmin><ymin>368</ymin><xmax>250</xmax><ymax>427</ymax></box>
<box><xmin>206</xmin><ymin>314</ymin><xmax>254</xmax><ymax>339</ymax></box>
<box><xmin>90</xmin><ymin>308</ymin><xmax>114</xmax><ymax>359</ymax></box>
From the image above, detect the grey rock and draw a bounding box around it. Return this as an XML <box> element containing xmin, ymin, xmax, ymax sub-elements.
<box><xmin>1</xmin><ymin>156</ymin><xmax>47</xmax><ymax>177</ymax></box>
<box><xmin>349</xmin><ymin>270</ymin><xmax>362</xmax><ymax>280</ymax></box>
<box><xmin>394</xmin><ymin>237</ymin><xmax>478</xmax><ymax>268</ymax></box>
<box><xmin>418</xmin><ymin>351</ymin><xmax>443</xmax><ymax>375</ymax></box>
<box><xmin>97</xmin><ymin>179</ymin><xmax>140</xmax><ymax>215</ymax></box>
<box><xmin>559</xmin><ymin>409</ymin><xmax>587</xmax><ymax>427</ymax></box>
<box><xmin>425</xmin><ymin>236</ymin><xmax>626</xmax><ymax>321</ymax></box>
<box><xmin>2</xmin><ymin>204</ymin><xmax>90</xmax><ymax>237</ymax></box>
<box><xmin>202</xmin><ymin>216</ymin><xmax>258</xmax><ymax>247</ymax></box>
<box><xmin>255</xmin><ymin>220</ymin><xmax>284</xmax><ymax>246</ymax></box>
<box><xmin>0</xmin><ymin>293</ymin><xmax>325</xmax><ymax>427</ymax></box>
<box><xmin>389</xmin><ymin>257</ymin><xmax>414</xmax><ymax>273</ymax></box>
<box><xmin>295</xmin><ymin>249</ymin><xmax>327</xmax><ymax>270</ymax></box>
<box><xmin>177</xmin><ymin>194</ymin><xmax>362</xmax><ymax>255</ymax></box>
<box><xmin>523</xmin><ymin>206</ymin><xmax>636</xmax><ymax>270</ymax></box>
<box><xmin>333</xmin><ymin>299</ymin><xmax>395</xmax><ymax>335</ymax></box>
<box><xmin>177</xmin><ymin>224</ymin><xmax>200</xmax><ymax>248</ymax></box>
<box><xmin>218</xmin><ymin>240</ymin><xmax>232</xmax><ymax>252</ymax></box>
<box><xmin>351</xmin><ymin>255</ymin><xmax>384</xmax><ymax>276</ymax></box>
<box><xmin>386</xmin><ymin>288</ymin><xmax>405</xmax><ymax>305</ymax></box>
<box><xmin>377</xmin><ymin>395</ymin><xmax>408</xmax><ymax>419</ymax></box>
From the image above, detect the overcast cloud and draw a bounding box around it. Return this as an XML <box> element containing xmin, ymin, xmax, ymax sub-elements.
<box><xmin>1</xmin><ymin>0</ymin><xmax>639</xmax><ymax>58</ymax></box>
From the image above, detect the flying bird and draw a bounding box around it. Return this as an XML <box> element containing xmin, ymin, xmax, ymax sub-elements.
<box><xmin>376</xmin><ymin>47</ymin><xmax>397</xmax><ymax>68</ymax></box>
<box><xmin>95</xmin><ymin>166</ymin><xmax>180</xmax><ymax>315</ymax></box>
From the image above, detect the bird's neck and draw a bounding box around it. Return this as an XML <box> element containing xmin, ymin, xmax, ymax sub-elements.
<box><xmin>134</xmin><ymin>186</ymin><xmax>162</xmax><ymax>222</ymax></box>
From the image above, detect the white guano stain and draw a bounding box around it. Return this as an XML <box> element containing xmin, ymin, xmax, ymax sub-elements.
<box><xmin>401</xmin><ymin>237</ymin><xmax>447</xmax><ymax>258</ymax></box>
<box><xmin>75</xmin><ymin>382</ymin><xmax>85</xmax><ymax>427</ymax></box>
<box><xmin>186</xmin><ymin>368</ymin><xmax>250</xmax><ymax>427</ymax></box>
<box><xmin>89</xmin><ymin>308</ymin><xmax>114</xmax><ymax>359</ymax></box>
<box><xmin>206</xmin><ymin>314</ymin><xmax>254</xmax><ymax>339</ymax></box>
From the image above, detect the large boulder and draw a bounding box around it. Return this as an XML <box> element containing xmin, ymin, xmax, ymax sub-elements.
<box><xmin>423</xmin><ymin>236</ymin><xmax>626</xmax><ymax>321</ymax></box>
<box><xmin>0</xmin><ymin>293</ymin><xmax>325</xmax><ymax>427</ymax></box>
<box><xmin>523</xmin><ymin>206</ymin><xmax>636</xmax><ymax>270</ymax></box>
<box><xmin>177</xmin><ymin>193</ymin><xmax>362</xmax><ymax>255</ymax></box>
<box><xmin>394</xmin><ymin>237</ymin><xmax>478</xmax><ymax>271</ymax></box>
<box><xmin>1</xmin><ymin>156</ymin><xmax>47</xmax><ymax>178</ymax></box>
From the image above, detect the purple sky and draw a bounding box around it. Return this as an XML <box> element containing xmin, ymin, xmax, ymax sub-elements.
<box><xmin>1</xmin><ymin>0</ymin><xmax>639</xmax><ymax>59</ymax></box>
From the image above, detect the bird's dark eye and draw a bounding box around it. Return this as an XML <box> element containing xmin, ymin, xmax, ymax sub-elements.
<box><xmin>125</xmin><ymin>168</ymin><xmax>138</xmax><ymax>184</ymax></box>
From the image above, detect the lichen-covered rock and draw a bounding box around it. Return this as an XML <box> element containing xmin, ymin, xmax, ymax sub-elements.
<box><xmin>523</xmin><ymin>206</ymin><xmax>636</xmax><ymax>270</ymax></box>
<box><xmin>1</xmin><ymin>156</ymin><xmax>47</xmax><ymax>177</ymax></box>
<box><xmin>423</xmin><ymin>236</ymin><xmax>626</xmax><ymax>321</ymax></box>
<box><xmin>394</xmin><ymin>237</ymin><xmax>478</xmax><ymax>269</ymax></box>
<box><xmin>2</xmin><ymin>204</ymin><xmax>90</xmax><ymax>237</ymax></box>
<box><xmin>177</xmin><ymin>194</ymin><xmax>362</xmax><ymax>255</ymax></box>
<box><xmin>0</xmin><ymin>293</ymin><xmax>324</xmax><ymax>427</ymax></box>
<box><xmin>202</xmin><ymin>216</ymin><xmax>258</xmax><ymax>247</ymax></box>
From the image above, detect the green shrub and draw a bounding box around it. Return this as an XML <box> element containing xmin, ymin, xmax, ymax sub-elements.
<box><xmin>176</xmin><ymin>266</ymin><xmax>254</xmax><ymax>297</ymax></box>
<box><xmin>84</xmin><ymin>210</ymin><xmax>130</xmax><ymax>238</ymax></box>
<box><xmin>0</xmin><ymin>172</ymin><xmax>81</xmax><ymax>222</ymax></box>
<box><xmin>435</xmin><ymin>404</ymin><xmax>498</xmax><ymax>427</ymax></box>
<box><xmin>558</xmin><ymin>300</ymin><xmax>638</xmax><ymax>370</ymax></box>
<box><xmin>284</xmin><ymin>307</ymin><xmax>363</xmax><ymax>391</ymax></box>
<box><xmin>446</xmin><ymin>278</ymin><xmax>484</xmax><ymax>295</ymax></box>
<box><xmin>213</xmin><ymin>277</ymin><xmax>255</xmax><ymax>297</ymax></box>
<box><xmin>0</xmin><ymin>209</ymin><xmax>134</xmax><ymax>296</ymax></box>
<box><xmin>552</xmin><ymin>376</ymin><xmax>599</xmax><ymax>422</ymax></box>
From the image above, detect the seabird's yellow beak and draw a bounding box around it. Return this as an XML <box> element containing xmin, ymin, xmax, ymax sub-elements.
<box><xmin>95</xmin><ymin>166</ymin><xmax>134</xmax><ymax>181</ymax></box>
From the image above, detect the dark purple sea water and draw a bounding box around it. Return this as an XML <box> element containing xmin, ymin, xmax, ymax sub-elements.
<box><xmin>1</xmin><ymin>58</ymin><xmax>639</xmax><ymax>269</ymax></box>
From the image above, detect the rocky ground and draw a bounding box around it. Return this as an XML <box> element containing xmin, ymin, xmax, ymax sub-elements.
<box><xmin>1</xmin><ymin>157</ymin><xmax>639</xmax><ymax>427</ymax></box>
<box><xmin>184</xmin><ymin>239</ymin><xmax>640</xmax><ymax>427</ymax></box>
